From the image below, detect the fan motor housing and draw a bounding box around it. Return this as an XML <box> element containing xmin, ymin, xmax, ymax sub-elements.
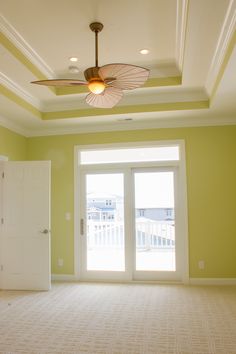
<box><xmin>84</xmin><ymin>67</ymin><xmax>101</xmax><ymax>81</ymax></box>
<box><xmin>89</xmin><ymin>22</ymin><xmax>104</xmax><ymax>33</ymax></box>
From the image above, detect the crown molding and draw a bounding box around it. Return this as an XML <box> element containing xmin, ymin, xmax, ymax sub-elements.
<box><xmin>0</xmin><ymin>114</ymin><xmax>30</xmax><ymax>136</ymax></box>
<box><xmin>1</xmin><ymin>107</ymin><xmax>235</xmax><ymax>138</ymax></box>
<box><xmin>0</xmin><ymin>74</ymin><xmax>208</xmax><ymax>121</ymax></box>
<box><xmin>43</xmin><ymin>87</ymin><xmax>207</xmax><ymax>112</ymax></box>
<box><xmin>0</xmin><ymin>72</ymin><xmax>42</xmax><ymax>110</ymax></box>
<box><xmin>206</xmin><ymin>0</ymin><xmax>236</xmax><ymax>95</ymax></box>
<box><xmin>175</xmin><ymin>0</ymin><xmax>189</xmax><ymax>71</ymax></box>
<box><xmin>42</xmin><ymin>101</ymin><xmax>209</xmax><ymax>120</ymax></box>
<box><xmin>0</xmin><ymin>83</ymin><xmax>42</xmax><ymax>119</ymax></box>
<box><xmin>0</xmin><ymin>14</ymin><xmax>54</xmax><ymax>79</ymax></box>
<box><xmin>56</xmin><ymin>76</ymin><xmax>182</xmax><ymax>96</ymax></box>
<box><xmin>25</xmin><ymin>113</ymin><xmax>236</xmax><ymax>137</ymax></box>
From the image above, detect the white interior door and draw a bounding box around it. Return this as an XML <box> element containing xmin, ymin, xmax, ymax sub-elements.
<box><xmin>1</xmin><ymin>161</ymin><xmax>51</xmax><ymax>290</ymax></box>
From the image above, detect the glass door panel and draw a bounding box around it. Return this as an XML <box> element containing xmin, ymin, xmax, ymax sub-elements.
<box><xmin>85</xmin><ymin>173</ymin><xmax>125</xmax><ymax>271</ymax></box>
<box><xmin>134</xmin><ymin>171</ymin><xmax>175</xmax><ymax>271</ymax></box>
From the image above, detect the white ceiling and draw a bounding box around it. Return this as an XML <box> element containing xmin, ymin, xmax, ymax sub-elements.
<box><xmin>0</xmin><ymin>0</ymin><xmax>235</xmax><ymax>136</ymax></box>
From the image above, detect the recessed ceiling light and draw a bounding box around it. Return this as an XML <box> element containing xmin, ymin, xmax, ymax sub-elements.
<box><xmin>69</xmin><ymin>57</ymin><xmax>78</xmax><ymax>62</ymax></box>
<box><xmin>139</xmin><ymin>49</ymin><xmax>149</xmax><ymax>55</ymax></box>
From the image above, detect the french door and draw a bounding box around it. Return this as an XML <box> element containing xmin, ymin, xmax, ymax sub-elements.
<box><xmin>79</xmin><ymin>165</ymin><xmax>185</xmax><ymax>282</ymax></box>
<box><xmin>80</xmin><ymin>170</ymin><xmax>131</xmax><ymax>280</ymax></box>
<box><xmin>132</xmin><ymin>168</ymin><xmax>181</xmax><ymax>281</ymax></box>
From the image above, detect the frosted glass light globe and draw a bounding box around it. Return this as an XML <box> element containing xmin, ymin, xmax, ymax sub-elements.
<box><xmin>88</xmin><ymin>80</ymin><xmax>105</xmax><ymax>94</ymax></box>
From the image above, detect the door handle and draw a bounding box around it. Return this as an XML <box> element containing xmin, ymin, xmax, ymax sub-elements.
<box><xmin>40</xmin><ymin>229</ymin><xmax>50</xmax><ymax>234</ymax></box>
<box><xmin>80</xmin><ymin>219</ymin><xmax>84</xmax><ymax>236</ymax></box>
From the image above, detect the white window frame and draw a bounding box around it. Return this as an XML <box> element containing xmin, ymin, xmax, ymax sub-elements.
<box><xmin>74</xmin><ymin>140</ymin><xmax>189</xmax><ymax>283</ymax></box>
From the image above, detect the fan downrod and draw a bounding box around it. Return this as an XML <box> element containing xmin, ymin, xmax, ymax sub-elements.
<box><xmin>90</xmin><ymin>22</ymin><xmax>103</xmax><ymax>33</ymax></box>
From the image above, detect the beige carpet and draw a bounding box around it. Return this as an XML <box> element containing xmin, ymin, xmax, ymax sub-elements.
<box><xmin>0</xmin><ymin>283</ymin><xmax>236</xmax><ymax>354</ymax></box>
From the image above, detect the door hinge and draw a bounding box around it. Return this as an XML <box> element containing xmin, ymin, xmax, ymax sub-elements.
<box><xmin>1</xmin><ymin>217</ymin><xmax>3</xmax><ymax>225</ymax></box>
<box><xmin>0</xmin><ymin>265</ymin><xmax>3</xmax><ymax>271</ymax></box>
<box><xmin>2</xmin><ymin>172</ymin><xmax>4</xmax><ymax>178</ymax></box>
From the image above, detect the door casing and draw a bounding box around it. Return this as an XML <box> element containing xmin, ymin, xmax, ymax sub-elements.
<box><xmin>75</xmin><ymin>140</ymin><xmax>189</xmax><ymax>283</ymax></box>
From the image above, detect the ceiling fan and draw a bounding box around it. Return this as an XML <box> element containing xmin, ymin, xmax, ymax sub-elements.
<box><xmin>31</xmin><ymin>22</ymin><xmax>150</xmax><ymax>109</ymax></box>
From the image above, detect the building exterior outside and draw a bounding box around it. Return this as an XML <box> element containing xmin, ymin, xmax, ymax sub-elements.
<box><xmin>136</xmin><ymin>207</ymin><xmax>174</xmax><ymax>221</ymax></box>
<box><xmin>87</xmin><ymin>193</ymin><xmax>123</xmax><ymax>222</ymax></box>
<box><xmin>87</xmin><ymin>193</ymin><xmax>174</xmax><ymax>223</ymax></box>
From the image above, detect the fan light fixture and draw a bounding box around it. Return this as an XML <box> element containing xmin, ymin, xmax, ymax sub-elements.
<box><xmin>88</xmin><ymin>79</ymin><xmax>105</xmax><ymax>94</ymax></box>
<box><xmin>31</xmin><ymin>22</ymin><xmax>150</xmax><ymax>108</ymax></box>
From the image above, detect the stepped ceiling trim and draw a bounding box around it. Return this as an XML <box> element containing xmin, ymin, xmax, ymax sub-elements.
<box><xmin>42</xmin><ymin>101</ymin><xmax>209</xmax><ymax>120</ymax></box>
<box><xmin>175</xmin><ymin>0</ymin><xmax>189</xmax><ymax>70</ymax></box>
<box><xmin>0</xmin><ymin>113</ymin><xmax>30</xmax><ymax>136</ymax></box>
<box><xmin>0</xmin><ymin>14</ymin><xmax>54</xmax><ymax>78</ymax></box>
<box><xmin>206</xmin><ymin>1</ymin><xmax>236</xmax><ymax>97</ymax></box>
<box><xmin>0</xmin><ymin>0</ymin><xmax>235</xmax><ymax>135</ymax></box>
<box><xmin>0</xmin><ymin>1</ymin><xmax>187</xmax><ymax>103</ymax></box>
<box><xmin>0</xmin><ymin>84</ymin><xmax>41</xmax><ymax>118</ymax></box>
<box><xmin>0</xmin><ymin>72</ymin><xmax>41</xmax><ymax>109</ymax></box>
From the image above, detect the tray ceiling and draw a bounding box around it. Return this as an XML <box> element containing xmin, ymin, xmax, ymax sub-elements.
<box><xmin>0</xmin><ymin>0</ymin><xmax>235</xmax><ymax>136</ymax></box>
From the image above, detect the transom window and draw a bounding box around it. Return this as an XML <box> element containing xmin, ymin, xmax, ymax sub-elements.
<box><xmin>80</xmin><ymin>146</ymin><xmax>179</xmax><ymax>165</ymax></box>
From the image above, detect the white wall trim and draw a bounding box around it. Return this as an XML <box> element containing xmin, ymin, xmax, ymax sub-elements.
<box><xmin>2</xmin><ymin>112</ymin><xmax>236</xmax><ymax>139</ymax></box>
<box><xmin>74</xmin><ymin>145</ymin><xmax>81</xmax><ymax>280</ymax></box>
<box><xmin>0</xmin><ymin>72</ymin><xmax>42</xmax><ymax>110</ymax></box>
<box><xmin>25</xmin><ymin>114</ymin><xmax>236</xmax><ymax>137</ymax></box>
<box><xmin>206</xmin><ymin>0</ymin><xmax>236</xmax><ymax>94</ymax></box>
<box><xmin>0</xmin><ymin>14</ymin><xmax>54</xmax><ymax>79</ymax></box>
<box><xmin>178</xmin><ymin>140</ymin><xmax>189</xmax><ymax>284</ymax></box>
<box><xmin>0</xmin><ymin>115</ymin><xmax>30</xmax><ymax>137</ymax></box>
<box><xmin>176</xmin><ymin>0</ymin><xmax>189</xmax><ymax>71</ymax></box>
<box><xmin>51</xmin><ymin>274</ymin><xmax>79</xmax><ymax>282</ymax></box>
<box><xmin>42</xmin><ymin>87</ymin><xmax>208</xmax><ymax>112</ymax></box>
<box><xmin>51</xmin><ymin>276</ymin><xmax>236</xmax><ymax>286</ymax></box>
<box><xmin>190</xmin><ymin>278</ymin><xmax>236</xmax><ymax>285</ymax></box>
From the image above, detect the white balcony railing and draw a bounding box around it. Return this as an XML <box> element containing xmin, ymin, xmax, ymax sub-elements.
<box><xmin>87</xmin><ymin>220</ymin><xmax>175</xmax><ymax>250</ymax></box>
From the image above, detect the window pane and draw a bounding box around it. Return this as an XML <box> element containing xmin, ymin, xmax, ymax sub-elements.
<box><xmin>134</xmin><ymin>171</ymin><xmax>176</xmax><ymax>271</ymax></box>
<box><xmin>86</xmin><ymin>173</ymin><xmax>125</xmax><ymax>271</ymax></box>
<box><xmin>80</xmin><ymin>146</ymin><xmax>179</xmax><ymax>164</ymax></box>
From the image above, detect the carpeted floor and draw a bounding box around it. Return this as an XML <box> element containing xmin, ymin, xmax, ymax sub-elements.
<box><xmin>0</xmin><ymin>282</ymin><xmax>236</xmax><ymax>354</ymax></box>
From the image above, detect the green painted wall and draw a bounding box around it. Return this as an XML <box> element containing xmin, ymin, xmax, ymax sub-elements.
<box><xmin>0</xmin><ymin>125</ymin><xmax>27</xmax><ymax>160</ymax></box>
<box><xmin>26</xmin><ymin>125</ymin><xmax>236</xmax><ymax>278</ymax></box>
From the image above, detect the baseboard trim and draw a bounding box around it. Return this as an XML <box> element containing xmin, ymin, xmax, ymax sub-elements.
<box><xmin>51</xmin><ymin>274</ymin><xmax>78</xmax><ymax>282</ymax></box>
<box><xmin>189</xmin><ymin>278</ymin><xmax>236</xmax><ymax>285</ymax></box>
<box><xmin>51</xmin><ymin>275</ymin><xmax>236</xmax><ymax>286</ymax></box>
